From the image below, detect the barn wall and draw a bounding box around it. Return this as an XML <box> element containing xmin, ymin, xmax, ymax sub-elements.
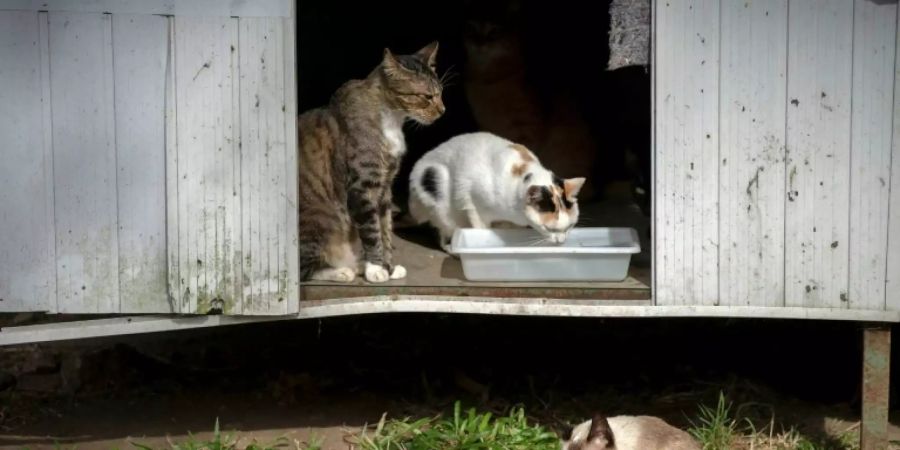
<box><xmin>655</xmin><ymin>0</ymin><xmax>900</xmax><ymax>310</ymax></box>
<box><xmin>0</xmin><ymin>1</ymin><xmax>298</xmax><ymax>315</ymax></box>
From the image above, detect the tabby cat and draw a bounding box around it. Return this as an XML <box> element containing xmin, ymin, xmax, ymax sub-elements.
<box><xmin>298</xmin><ymin>42</ymin><xmax>444</xmax><ymax>283</ymax></box>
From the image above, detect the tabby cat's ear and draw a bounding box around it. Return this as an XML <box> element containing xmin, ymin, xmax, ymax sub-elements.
<box><xmin>415</xmin><ymin>41</ymin><xmax>439</xmax><ymax>70</ymax></box>
<box><xmin>564</xmin><ymin>177</ymin><xmax>586</xmax><ymax>199</ymax></box>
<box><xmin>383</xmin><ymin>48</ymin><xmax>399</xmax><ymax>67</ymax></box>
<box><xmin>382</xmin><ymin>48</ymin><xmax>405</xmax><ymax>78</ymax></box>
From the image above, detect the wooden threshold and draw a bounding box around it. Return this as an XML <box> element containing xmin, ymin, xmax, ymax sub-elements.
<box><xmin>301</xmin><ymin>224</ymin><xmax>651</xmax><ymax>301</ymax></box>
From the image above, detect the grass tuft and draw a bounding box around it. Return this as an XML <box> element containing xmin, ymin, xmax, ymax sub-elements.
<box><xmin>125</xmin><ymin>397</ymin><xmax>863</xmax><ymax>450</ymax></box>
<box><xmin>296</xmin><ymin>434</ymin><xmax>324</xmax><ymax>450</ymax></box>
<box><xmin>347</xmin><ymin>401</ymin><xmax>559</xmax><ymax>450</ymax></box>
<box><xmin>689</xmin><ymin>391</ymin><xmax>738</xmax><ymax>450</ymax></box>
<box><xmin>687</xmin><ymin>392</ymin><xmax>863</xmax><ymax>450</ymax></box>
<box><xmin>129</xmin><ymin>417</ymin><xmax>299</xmax><ymax>450</ymax></box>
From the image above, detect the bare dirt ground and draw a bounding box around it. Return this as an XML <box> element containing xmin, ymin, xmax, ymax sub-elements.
<box><xmin>2</xmin><ymin>392</ymin><xmax>894</xmax><ymax>450</ymax></box>
<box><xmin>1</xmin><ymin>315</ymin><xmax>898</xmax><ymax>449</ymax></box>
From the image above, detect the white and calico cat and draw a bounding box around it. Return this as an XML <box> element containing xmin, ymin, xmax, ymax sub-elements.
<box><xmin>461</xmin><ymin>0</ymin><xmax>599</xmax><ymax>200</ymax></box>
<box><xmin>561</xmin><ymin>414</ymin><xmax>701</xmax><ymax>450</ymax></box>
<box><xmin>408</xmin><ymin>132</ymin><xmax>585</xmax><ymax>252</ymax></box>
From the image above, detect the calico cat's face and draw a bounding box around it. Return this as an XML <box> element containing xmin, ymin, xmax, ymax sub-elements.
<box><xmin>380</xmin><ymin>42</ymin><xmax>445</xmax><ymax>125</ymax></box>
<box><xmin>560</xmin><ymin>415</ymin><xmax>615</xmax><ymax>450</ymax></box>
<box><xmin>523</xmin><ymin>173</ymin><xmax>585</xmax><ymax>244</ymax></box>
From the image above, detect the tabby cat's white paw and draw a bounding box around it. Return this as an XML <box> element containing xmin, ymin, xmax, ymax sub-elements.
<box><xmin>389</xmin><ymin>265</ymin><xmax>407</xmax><ymax>280</ymax></box>
<box><xmin>364</xmin><ymin>262</ymin><xmax>390</xmax><ymax>283</ymax></box>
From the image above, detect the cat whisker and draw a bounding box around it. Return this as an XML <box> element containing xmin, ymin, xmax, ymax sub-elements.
<box><xmin>523</xmin><ymin>236</ymin><xmax>550</xmax><ymax>247</ymax></box>
<box><xmin>439</xmin><ymin>68</ymin><xmax>460</xmax><ymax>89</ymax></box>
<box><xmin>440</xmin><ymin>66</ymin><xmax>458</xmax><ymax>83</ymax></box>
<box><xmin>514</xmin><ymin>235</ymin><xmax>544</xmax><ymax>246</ymax></box>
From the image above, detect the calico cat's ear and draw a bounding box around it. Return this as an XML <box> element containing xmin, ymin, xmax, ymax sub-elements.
<box><xmin>564</xmin><ymin>177</ymin><xmax>586</xmax><ymax>199</ymax></box>
<box><xmin>415</xmin><ymin>41</ymin><xmax>440</xmax><ymax>70</ymax></box>
<box><xmin>587</xmin><ymin>414</ymin><xmax>614</xmax><ymax>448</ymax></box>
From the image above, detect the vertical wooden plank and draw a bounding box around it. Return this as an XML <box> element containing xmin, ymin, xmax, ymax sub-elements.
<box><xmin>655</xmin><ymin>0</ymin><xmax>671</xmax><ymax>303</ymax></box>
<box><xmin>240</xmin><ymin>17</ymin><xmax>259</xmax><ymax>314</ymax></box>
<box><xmin>886</xmin><ymin>4</ymin><xmax>900</xmax><ymax>311</ymax></box>
<box><xmin>850</xmin><ymin>0</ymin><xmax>897</xmax><ymax>311</ymax></box>
<box><xmin>650</xmin><ymin>0</ymin><xmax>658</xmax><ymax>304</ymax></box>
<box><xmin>655</xmin><ymin>0</ymin><xmax>674</xmax><ymax>304</ymax></box>
<box><xmin>240</xmin><ymin>17</ymin><xmax>291</xmax><ymax>315</ymax></box>
<box><xmin>283</xmin><ymin>7</ymin><xmax>299</xmax><ymax>312</ymax></box>
<box><xmin>50</xmin><ymin>12</ymin><xmax>120</xmax><ymax>313</ymax></box>
<box><xmin>785</xmin><ymin>0</ymin><xmax>853</xmax><ymax>309</ymax></box>
<box><xmin>229</xmin><ymin>20</ymin><xmax>244</xmax><ymax>316</ymax></box>
<box><xmin>174</xmin><ymin>16</ymin><xmax>240</xmax><ymax>314</ymax></box>
<box><xmin>0</xmin><ymin>11</ymin><xmax>56</xmax><ymax>312</ymax></box>
<box><xmin>718</xmin><ymin>0</ymin><xmax>788</xmax><ymax>307</ymax></box>
<box><xmin>654</xmin><ymin>0</ymin><xmax>720</xmax><ymax>306</ymax></box>
<box><xmin>39</xmin><ymin>11</ymin><xmax>56</xmax><ymax>312</ymax></box>
<box><xmin>165</xmin><ymin>15</ymin><xmax>180</xmax><ymax>312</ymax></box>
<box><xmin>113</xmin><ymin>14</ymin><xmax>170</xmax><ymax>313</ymax></box>
<box><xmin>230</xmin><ymin>19</ymin><xmax>244</xmax><ymax>314</ymax></box>
<box><xmin>698</xmin><ymin>0</ymin><xmax>720</xmax><ymax>307</ymax></box>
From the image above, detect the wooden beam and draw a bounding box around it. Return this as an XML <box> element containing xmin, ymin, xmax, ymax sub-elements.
<box><xmin>861</xmin><ymin>325</ymin><xmax>891</xmax><ymax>450</ymax></box>
<box><xmin>2</xmin><ymin>303</ymin><xmax>899</xmax><ymax>347</ymax></box>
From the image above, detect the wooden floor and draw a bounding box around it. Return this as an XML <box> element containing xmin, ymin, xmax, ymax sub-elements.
<box><xmin>301</xmin><ymin>201</ymin><xmax>652</xmax><ymax>301</ymax></box>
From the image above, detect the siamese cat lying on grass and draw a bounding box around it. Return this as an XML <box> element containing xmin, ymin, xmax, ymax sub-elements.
<box><xmin>561</xmin><ymin>413</ymin><xmax>701</xmax><ymax>450</ymax></box>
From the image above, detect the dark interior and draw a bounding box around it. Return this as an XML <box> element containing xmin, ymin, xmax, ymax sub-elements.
<box><xmin>297</xmin><ymin>0</ymin><xmax>651</xmax><ymax>215</ymax></box>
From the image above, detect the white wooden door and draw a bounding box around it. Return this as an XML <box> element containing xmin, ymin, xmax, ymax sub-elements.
<box><xmin>0</xmin><ymin>0</ymin><xmax>298</xmax><ymax>315</ymax></box>
<box><xmin>654</xmin><ymin>0</ymin><xmax>900</xmax><ymax>311</ymax></box>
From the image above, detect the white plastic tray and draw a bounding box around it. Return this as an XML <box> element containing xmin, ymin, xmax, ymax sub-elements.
<box><xmin>450</xmin><ymin>227</ymin><xmax>640</xmax><ymax>282</ymax></box>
